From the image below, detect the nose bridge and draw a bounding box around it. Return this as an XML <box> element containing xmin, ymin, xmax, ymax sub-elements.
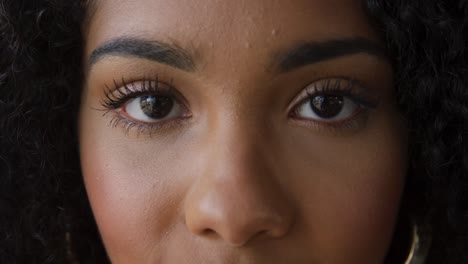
<box><xmin>201</xmin><ymin>92</ymin><xmax>276</xmax><ymax>177</ymax></box>
<box><xmin>183</xmin><ymin>109</ymin><xmax>294</xmax><ymax>246</ymax></box>
<box><xmin>212</xmin><ymin>109</ymin><xmax>267</xmax><ymax>172</ymax></box>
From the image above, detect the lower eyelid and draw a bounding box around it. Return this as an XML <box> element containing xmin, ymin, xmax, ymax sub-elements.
<box><xmin>288</xmin><ymin>108</ymin><xmax>370</xmax><ymax>134</ymax></box>
<box><xmin>105</xmin><ymin>109</ymin><xmax>192</xmax><ymax>136</ymax></box>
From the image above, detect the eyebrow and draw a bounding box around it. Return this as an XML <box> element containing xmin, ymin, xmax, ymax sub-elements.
<box><xmin>88</xmin><ymin>37</ymin><xmax>196</xmax><ymax>72</ymax></box>
<box><xmin>274</xmin><ymin>37</ymin><xmax>388</xmax><ymax>73</ymax></box>
<box><xmin>88</xmin><ymin>37</ymin><xmax>387</xmax><ymax>74</ymax></box>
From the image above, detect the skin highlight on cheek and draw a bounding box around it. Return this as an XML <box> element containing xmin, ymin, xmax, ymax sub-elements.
<box><xmin>79</xmin><ymin>0</ymin><xmax>407</xmax><ymax>263</ymax></box>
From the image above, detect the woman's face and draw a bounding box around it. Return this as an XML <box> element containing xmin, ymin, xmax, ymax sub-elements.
<box><xmin>79</xmin><ymin>0</ymin><xmax>407</xmax><ymax>263</ymax></box>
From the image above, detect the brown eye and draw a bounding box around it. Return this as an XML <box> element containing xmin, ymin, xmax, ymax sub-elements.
<box><xmin>310</xmin><ymin>95</ymin><xmax>345</xmax><ymax>119</ymax></box>
<box><xmin>295</xmin><ymin>95</ymin><xmax>360</xmax><ymax>121</ymax></box>
<box><xmin>123</xmin><ymin>95</ymin><xmax>185</xmax><ymax>123</ymax></box>
<box><xmin>288</xmin><ymin>78</ymin><xmax>377</xmax><ymax>125</ymax></box>
<box><xmin>139</xmin><ymin>95</ymin><xmax>174</xmax><ymax>119</ymax></box>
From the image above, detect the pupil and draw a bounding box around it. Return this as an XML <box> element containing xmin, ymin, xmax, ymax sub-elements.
<box><xmin>310</xmin><ymin>95</ymin><xmax>344</xmax><ymax>118</ymax></box>
<box><xmin>139</xmin><ymin>95</ymin><xmax>173</xmax><ymax>119</ymax></box>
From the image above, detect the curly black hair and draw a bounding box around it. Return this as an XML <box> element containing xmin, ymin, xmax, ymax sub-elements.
<box><xmin>0</xmin><ymin>0</ymin><xmax>467</xmax><ymax>263</ymax></box>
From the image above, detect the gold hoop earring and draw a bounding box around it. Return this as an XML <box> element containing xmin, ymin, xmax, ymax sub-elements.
<box><xmin>404</xmin><ymin>223</ymin><xmax>431</xmax><ymax>264</ymax></box>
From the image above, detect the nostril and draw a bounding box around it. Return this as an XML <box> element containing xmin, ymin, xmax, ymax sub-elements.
<box><xmin>200</xmin><ymin>228</ymin><xmax>216</xmax><ymax>237</ymax></box>
<box><xmin>249</xmin><ymin>229</ymin><xmax>269</xmax><ymax>242</ymax></box>
<box><xmin>183</xmin><ymin>161</ymin><xmax>295</xmax><ymax>247</ymax></box>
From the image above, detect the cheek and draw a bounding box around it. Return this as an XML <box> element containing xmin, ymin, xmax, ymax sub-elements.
<box><xmin>79</xmin><ymin>96</ymin><xmax>407</xmax><ymax>263</ymax></box>
<box><xmin>79</xmin><ymin>109</ymin><xmax>192</xmax><ymax>262</ymax></box>
<box><xmin>285</xmin><ymin>111</ymin><xmax>407</xmax><ymax>262</ymax></box>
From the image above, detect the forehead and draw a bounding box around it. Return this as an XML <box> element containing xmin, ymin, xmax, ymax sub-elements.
<box><xmin>85</xmin><ymin>0</ymin><xmax>378</xmax><ymax>60</ymax></box>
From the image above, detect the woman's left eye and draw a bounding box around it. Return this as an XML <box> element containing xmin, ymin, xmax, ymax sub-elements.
<box><xmin>294</xmin><ymin>94</ymin><xmax>361</xmax><ymax>122</ymax></box>
<box><xmin>122</xmin><ymin>95</ymin><xmax>186</xmax><ymax>123</ymax></box>
<box><xmin>289</xmin><ymin>78</ymin><xmax>378</xmax><ymax>126</ymax></box>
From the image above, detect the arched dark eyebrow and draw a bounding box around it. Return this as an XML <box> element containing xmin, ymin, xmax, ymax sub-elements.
<box><xmin>88</xmin><ymin>37</ymin><xmax>196</xmax><ymax>72</ymax></box>
<box><xmin>274</xmin><ymin>37</ymin><xmax>388</xmax><ymax>73</ymax></box>
<box><xmin>88</xmin><ymin>37</ymin><xmax>387</xmax><ymax>74</ymax></box>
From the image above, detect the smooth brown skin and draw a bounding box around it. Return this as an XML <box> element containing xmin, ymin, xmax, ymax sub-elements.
<box><xmin>79</xmin><ymin>0</ymin><xmax>408</xmax><ymax>263</ymax></box>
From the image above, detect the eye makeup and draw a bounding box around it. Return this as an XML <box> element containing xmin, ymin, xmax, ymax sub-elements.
<box><xmin>97</xmin><ymin>74</ymin><xmax>380</xmax><ymax>137</ymax></box>
<box><xmin>288</xmin><ymin>77</ymin><xmax>380</xmax><ymax>132</ymax></box>
<box><xmin>98</xmin><ymin>75</ymin><xmax>191</xmax><ymax>136</ymax></box>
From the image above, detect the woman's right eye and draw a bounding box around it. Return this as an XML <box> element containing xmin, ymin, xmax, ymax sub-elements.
<box><xmin>122</xmin><ymin>95</ymin><xmax>188</xmax><ymax>123</ymax></box>
<box><xmin>100</xmin><ymin>77</ymin><xmax>193</xmax><ymax>134</ymax></box>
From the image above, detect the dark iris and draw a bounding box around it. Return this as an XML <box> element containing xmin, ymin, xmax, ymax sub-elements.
<box><xmin>310</xmin><ymin>95</ymin><xmax>344</xmax><ymax>118</ymax></box>
<box><xmin>139</xmin><ymin>95</ymin><xmax>173</xmax><ymax>119</ymax></box>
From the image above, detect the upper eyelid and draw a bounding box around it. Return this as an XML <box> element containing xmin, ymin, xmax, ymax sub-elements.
<box><xmin>101</xmin><ymin>76</ymin><xmax>376</xmax><ymax>110</ymax></box>
<box><xmin>108</xmin><ymin>77</ymin><xmax>173</xmax><ymax>94</ymax></box>
<box><xmin>287</xmin><ymin>78</ymin><xmax>379</xmax><ymax>113</ymax></box>
<box><xmin>100</xmin><ymin>77</ymin><xmax>191</xmax><ymax>111</ymax></box>
<box><xmin>290</xmin><ymin>78</ymin><xmax>356</xmax><ymax>104</ymax></box>
<box><xmin>110</xmin><ymin>76</ymin><xmax>166</xmax><ymax>94</ymax></box>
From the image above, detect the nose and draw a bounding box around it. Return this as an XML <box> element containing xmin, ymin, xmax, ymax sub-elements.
<box><xmin>183</xmin><ymin>121</ymin><xmax>294</xmax><ymax>247</ymax></box>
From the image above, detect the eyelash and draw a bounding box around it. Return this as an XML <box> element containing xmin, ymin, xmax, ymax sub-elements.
<box><xmin>101</xmin><ymin>76</ymin><xmax>175</xmax><ymax>109</ymax></box>
<box><xmin>289</xmin><ymin>78</ymin><xmax>378</xmax><ymax>130</ymax></box>
<box><xmin>99</xmin><ymin>76</ymin><xmax>378</xmax><ymax>136</ymax></box>
<box><xmin>303</xmin><ymin>78</ymin><xmax>376</xmax><ymax>109</ymax></box>
<box><xmin>100</xmin><ymin>76</ymin><xmax>188</xmax><ymax>136</ymax></box>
